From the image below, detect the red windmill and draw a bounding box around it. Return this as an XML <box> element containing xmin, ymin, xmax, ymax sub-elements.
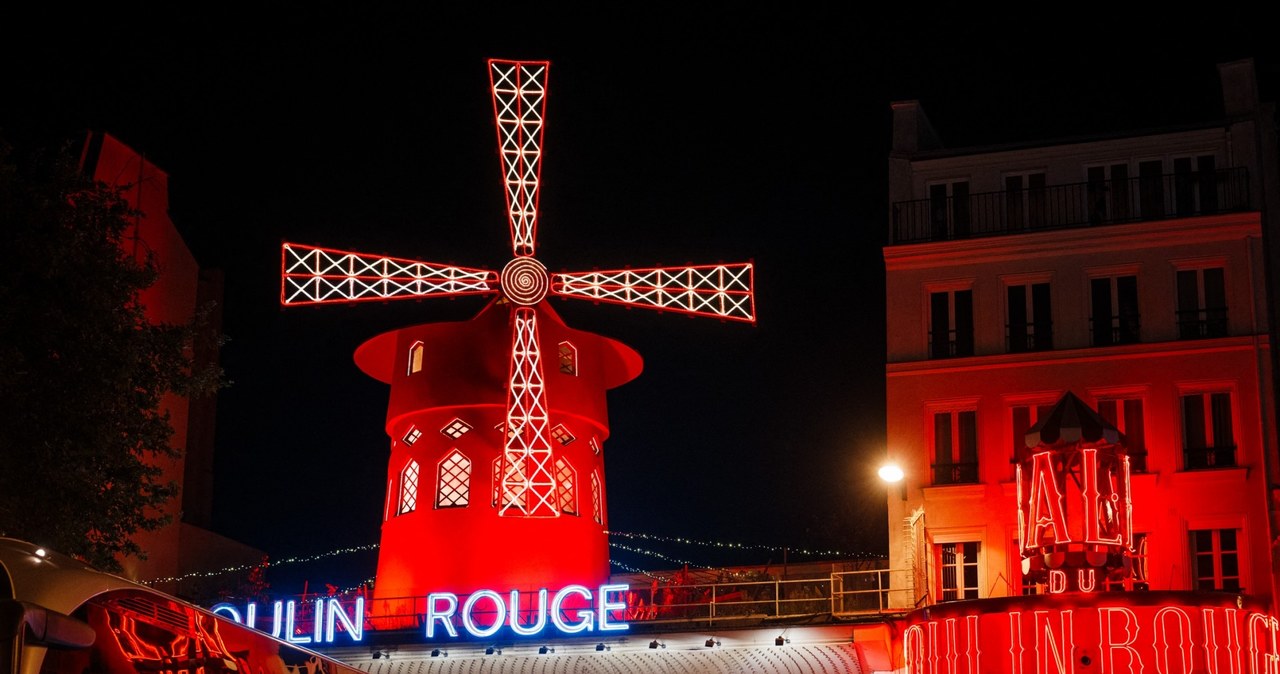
<box><xmin>280</xmin><ymin>60</ymin><xmax>755</xmax><ymax>607</ymax></box>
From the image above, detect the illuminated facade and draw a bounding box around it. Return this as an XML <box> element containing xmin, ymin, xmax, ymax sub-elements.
<box><xmin>78</xmin><ymin>132</ymin><xmax>261</xmax><ymax>594</ymax></box>
<box><xmin>883</xmin><ymin>58</ymin><xmax>1280</xmax><ymax>618</ymax></box>
<box><xmin>281</xmin><ymin>60</ymin><xmax>755</xmax><ymax>604</ymax></box>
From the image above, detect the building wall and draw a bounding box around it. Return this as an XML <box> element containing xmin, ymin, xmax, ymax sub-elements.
<box><xmin>882</xmin><ymin>63</ymin><xmax>1280</xmax><ymax>612</ymax></box>
<box><xmin>81</xmin><ymin>132</ymin><xmax>261</xmax><ymax>594</ymax></box>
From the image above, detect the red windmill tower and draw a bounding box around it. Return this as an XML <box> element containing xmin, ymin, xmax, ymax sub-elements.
<box><xmin>280</xmin><ymin>60</ymin><xmax>755</xmax><ymax>605</ymax></box>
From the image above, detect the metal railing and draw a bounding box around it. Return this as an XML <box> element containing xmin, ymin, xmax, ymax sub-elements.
<box><xmin>1005</xmin><ymin>322</ymin><xmax>1053</xmax><ymax>353</ymax></box>
<box><xmin>1184</xmin><ymin>445</ymin><xmax>1237</xmax><ymax>470</ymax></box>
<box><xmin>932</xmin><ymin>461</ymin><xmax>979</xmax><ymax>485</ymax></box>
<box><xmin>276</xmin><ymin>569</ymin><xmax>907</xmax><ymax>635</ymax></box>
<box><xmin>1177</xmin><ymin>308</ymin><xmax>1229</xmax><ymax>339</ymax></box>
<box><xmin>928</xmin><ymin>330</ymin><xmax>974</xmax><ymax>358</ymax></box>
<box><xmin>891</xmin><ymin>167</ymin><xmax>1251</xmax><ymax>244</ymax></box>
<box><xmin>1090</xmin><ymin>315</ymin><xmax>1142</xmax><ymax>346</ymax></box>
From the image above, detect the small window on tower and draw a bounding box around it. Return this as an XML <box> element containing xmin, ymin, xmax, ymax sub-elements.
<box><xmin>441</xmin><ymin>418</ymin><xmax>472</xmax><ymax>439</ymax></box>
<box><xmin>559</xmin><ymin>341</ymin><xmax>578</xmax><ymax>375</ymax></box>
<box><xmin>495</xmin><ymin>421</ymin><xmax>519</xmax><ymax>440</ymax></box>
<box><xmin>551</xmin><ymin>424</ymin><xmax>575</xmax><ymax>446</ymax></box>
<box><xmin>555</xmin><ymin>458</ymin><xmax>577</xmax><ymax>515</ymax></box>
<box><xmin>436</xmin><ymin>450</ymin><xmax>471</xmax><ymax>509</ymax></box>
<box><xmin>407</xmin><ymin>341</ymin><xmax>425</xmax><ymax>375</ymax></box>
<box><xmin>403</xmin><ymin>426</ymin><xmax>422</xmax><ymax>445</ymax></box>
<box><xmin>591</xmin><ymin>471</ymin><xmax>603</xmax><ymax>525</ymax></box>
<box><xmin>589</xmin><ymin>436</ymin><xmax>600</xmax><ymax>455</ymax></box>
<box><xmin>398</xmin><ymin>460</ymin><xmax>419</xmax><ymax>515</ymax></box>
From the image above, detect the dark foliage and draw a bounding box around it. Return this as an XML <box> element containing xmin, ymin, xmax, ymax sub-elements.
<box><xmin>0</xmin><ymin>135</ymin><xmax>222</xmax><ymax>571</ymax></box>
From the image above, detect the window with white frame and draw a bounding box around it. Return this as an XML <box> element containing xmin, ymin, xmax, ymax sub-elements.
<box><xmin>1190</xmin><ymin>528</ymin><xmax>1241</xmax><ymax>592</ymax></box>
<box><xmin>1090</xmin><ymin>274</ymin><xmax>1140</xmax><ymax>346</ymax></box>
<box><xmin>928</xmin><ymin>180</ymin><xmax>970</xmax><ymax>240</ymax></box>
<box><xmin>403</xmin><ymin>426</ymin><xmax>422</xmax><ymax>445</ymax></box>
<box><xmin>1181</xmin><ymin>390</ymin><xmax>1235</xmax><ymax>469</ymax></box>
<box><xmin>1097</xmin><ymin>396</ymin><xmax>1147</xmax><ymax>472</ymax></box>
<box><xmin>1086</xmin><ymin>163</ymin><xmax>1132</xmax><ymax>224</ymax></box>
<box><xmin>937</xmin><ymin>541</ymin><xmax>980</xmax><ymax>601</ymax></box>
<box><xmin>1176</xmin><ymin>266</ymin><xmax>1227</xmax><ymax>339</ymax></box>
<box><xmin>398</xmin><ymin>460</ymin><xmax>419</xmax><ymax>515</ymax></box>
<box><xmin>1003</xmin><ymin>171</ymin><xmax>1046</xmax><ymax>230</ymax></box>
<box><xmin>1010</xmin><ymin>402</ymin><xmax>1054</xmax><ymax>479</ymax></box>
<box><xmin>589</xmin><ymin>436</ymin><xmax>600</xmax><ymax>455</ymax></box>
<box><xmin>1172</xmin><ymin>154</ymin><xmax>1219</xmax><ymax>216</ymax></box>
<box><xmin>929</xmin><ymin>288</ymin><xmax>973</xmax><ymax>358</ymax></box>
<box><xmin>933</xmin><ymin>409</ymin><xmax>978</xmax><ymax>485</ymax></box>
<box><xmin>1005</xmin><ymin>280</ymin><xmax>1052</xmax><ymax>353</ymax></box>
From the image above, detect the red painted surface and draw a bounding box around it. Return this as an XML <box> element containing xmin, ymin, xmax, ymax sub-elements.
<box><xmin>356</xmin><ymin>299</ymin><xmax>642</xmax><ymax>603</ymax></box>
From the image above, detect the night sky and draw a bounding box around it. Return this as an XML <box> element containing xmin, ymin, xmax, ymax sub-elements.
<box><xmin>5</xmin><ymin>10</ymin><xmax>1278</xmax><ymax>592</ymax></box>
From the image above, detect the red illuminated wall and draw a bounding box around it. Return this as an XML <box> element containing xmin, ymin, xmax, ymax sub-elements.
<box><xmin>355</xmin><ymin>300</ymin><xmax>641</xmax><ymax>601</ymax></box>
<box><xmin>81</xmin><ymin>132</ymin><xmax>258</xmax><ymax>591</ymax></box>
<box><xmin>882</xmin><ymin>62</ymin><xmax>1280</xmax><ymax>615</ymax></box>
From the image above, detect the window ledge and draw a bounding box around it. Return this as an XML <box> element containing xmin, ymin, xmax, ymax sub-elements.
<box><xmin>923</xmin><ymin>483</ymin><xmax>986</xmax><ymax>501</ymax></box>
<box><xmin>1169</xmin><ymin>466</ymin><xmax>1249</xmax><ymax>487</ymax></box>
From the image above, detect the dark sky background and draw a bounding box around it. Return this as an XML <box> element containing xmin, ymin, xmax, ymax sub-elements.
<box><xmin>5</xmin><ymin>9</ymin><xmax>1278</xmax><ymax>593</ymax></box>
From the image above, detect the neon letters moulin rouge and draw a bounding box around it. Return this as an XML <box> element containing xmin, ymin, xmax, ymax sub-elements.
<box><xmin>902</xmin><ymin>595</ymin><xmax>1280</xmax><ymax>674</ymax></box>
<box><xmin>210</xmin><ymin>583</ymin><xmax>629</xmax><ymax>643</ymax></box>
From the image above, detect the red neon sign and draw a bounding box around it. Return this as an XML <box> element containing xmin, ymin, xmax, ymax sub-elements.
<box><xmin>902</xmin><ymin>595</ymin><xmax>1279</xmax><ymax>674</ymax></box>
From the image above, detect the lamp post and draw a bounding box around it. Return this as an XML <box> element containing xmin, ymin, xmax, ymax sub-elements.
<box><xmin>878</xmin><ymin>462</ymin><xmax>906</xmax><ymax>500</ymax></box>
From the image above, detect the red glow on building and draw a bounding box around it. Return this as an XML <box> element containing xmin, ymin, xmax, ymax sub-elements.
<box><xmin>279</xmin><ymin>59</ymin><xmax>756</xmax><ymax>603</ymax></box>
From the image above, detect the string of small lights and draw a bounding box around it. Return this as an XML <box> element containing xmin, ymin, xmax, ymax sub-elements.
<box><xmin>138</xmin><ymin>543</ymin><xmax>380</xmax><ymax>586</ymax></box>
<box><xmin>139</xmin><ymin>530</ymin><xmax>882</xmax><ymax>586</ymax></box>
<box><xmin>608</xmin><ymin>559</ymin><xmax>669</xmax><ymax>581</ymax></box>
<box><xmin>608</xmin><ymin>530</ymin><xmax>887</xmax><ymax>559</ymax></box>
<box><xmin>607</xmin><ymin>542</ymin><xmax>716</xmax><ymax>570</ymax></box>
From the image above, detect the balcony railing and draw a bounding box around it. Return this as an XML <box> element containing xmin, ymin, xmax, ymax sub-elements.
<box><xmin>1006</xmin><ymin>322</ymin><xmax>1053</xmax><ymax>353</ymax></box>
<box><xmin>891</xmin><ymin>167</ymin><xmax>1251</xmax><ymax>244</ymax></box>
<box><xmin>1177</xmin><ymin>308</ymin><xmax>1229</xmax><ymax>339</ymax></box>
<box><xmin>929</xmin><ymin>329</ymin><xmax>974</xmax><ymax>358</ymax></box>
<box><xmin>1091</xmin><ymin>314</ymin><xmax>1142</xmax><ymax>346</ymax></box>
<box><xmin>1185</xmin><ymin>445</ymin><xmax>1237</xmax><ymax>470</ymax></box>
<box><xmin>932</xmin><ymin>461</ymin><xmax>978</xmax><ymax>485</ymax></box>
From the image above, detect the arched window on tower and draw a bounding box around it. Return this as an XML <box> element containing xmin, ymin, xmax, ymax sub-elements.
<box><xmin>558</xmin><ymin>341</ymin><xmax>577</xmax><ymax>375</ymax></box>
<box><xmin>407</xmin><ymin>341</ymin><xmax>425</xmax><ymax>375</ymax></box>
<box><xmin>398</xmin><ymin>460</ymin><xmax>419</xmax><ymax>515</ymax></box>
<box><xmin>436</xmin><ymin>450</ymin><xmax>471</xmax><ymax>508</ymax></box>
<box><xmin>554</xmin><ymin>458</ymin><xmax>577</xmax><ymax>515</ymax></box>
<box><xmin>591</xmin><ymin>471</ymin><xmax>602</xmax><ymax>525</ymax></box>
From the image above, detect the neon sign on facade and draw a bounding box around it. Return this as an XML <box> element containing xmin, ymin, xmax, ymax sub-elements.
<box><xmin>210</xmin><ymin>583</ymin><xmax>629</xmax><ymax>643</ymax></box>
<box><xmin>902</xmin><ymin>599</ymin><xmax>1280</xmax><ymax>674</ymax></box>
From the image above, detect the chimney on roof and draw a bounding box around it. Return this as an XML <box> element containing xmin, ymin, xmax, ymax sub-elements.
<box><xmin>1218</xmin><ymin>58</ymin><xmax>1259</xmax><ymax>120</ymax></box>
<box><xmin>890</xmin><ymin>100</ymin><xmax>943</xmax><ymax>156</ymax></box>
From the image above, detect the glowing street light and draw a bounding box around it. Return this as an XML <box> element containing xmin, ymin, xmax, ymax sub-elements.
<box><xmin>878</xmin><ymin>463</ymin><xmax>904</xmax><ymax>483</ymax></box>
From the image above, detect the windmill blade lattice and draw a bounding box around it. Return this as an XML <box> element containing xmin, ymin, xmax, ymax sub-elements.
<box><xmin>490</xmin><ymin>60</ymin><xmax>548</xmax><ymax>257</ymax></box>
<box><xmin>281</xmin><ymin>243</ymin><xmax>498</xmax><ymax>305</ymax></box>
<box><xmin>498</xmin><ymin>308</ymin><xmax>559</xmax><ymax>517</ymax></box>
<box><xmin>552</xmin><ymin>263</ymin><xmax>755</xmax><ymax>322</ymax></box>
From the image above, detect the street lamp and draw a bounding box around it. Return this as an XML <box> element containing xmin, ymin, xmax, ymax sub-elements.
<box><xmin>877</xmin><ymin>463</ymin><xmax>904</xmax><ymax>483</ymax></box>
<box><xmin>879</xmin><ymin>462</ymin><xmax>906</xmax><ymax>500</ymax></box>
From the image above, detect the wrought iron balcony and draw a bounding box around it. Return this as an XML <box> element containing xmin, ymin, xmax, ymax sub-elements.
<box><xmin>1006</xmin><ymin>322</ymin><xmax>1053</xmax><ymax>353</ymax></box>
<box><xmin>1177</xmin><ymin>308</ymin><xmax>1229</xmax><ymax>340</ymax></box>
<box><xmin>1184</xmin><ymin>445</ymin><xmax>1237</xmax><ymax>470</ymax></box>
<box><xmin>928</xmin><ymin>329</ymin><xmax>974</xmax><ymax>359</ymax></box>
<box><xmin>932</xmin><ymin>461</ymin><xmax>978</xmax><ymax>485</ymax></box>
<box><xmin>1090</xmin><ymin>314</ymin><xmax>1142</xmax><ymax>346</ymax></box>
<box><xmin>891</xmin><ymin>167</ymin><xmax>1251</xmax><ymax>244</ymax></box>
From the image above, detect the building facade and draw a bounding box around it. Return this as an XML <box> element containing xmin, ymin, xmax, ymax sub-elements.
<box><xmin>884</xmin><ymin>59</ymin><xmax>1280</xmax><ymax>613</ymax></box>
